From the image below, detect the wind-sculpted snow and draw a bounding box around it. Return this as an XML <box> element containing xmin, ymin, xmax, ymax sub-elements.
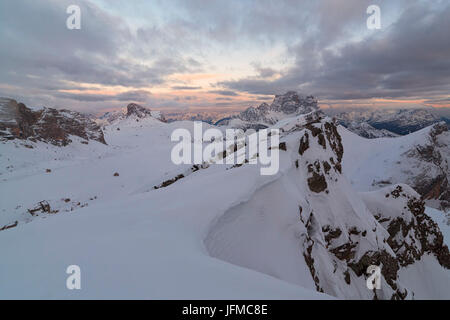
<box><xmin>206</xmin><ymin>116</ymin><xmax>450</xmax><ymax>299</ymax></box>
<box><xmin>0</xmin><ymin>112</ymin><xmax>330</xmax><ymax>299</ymax></box>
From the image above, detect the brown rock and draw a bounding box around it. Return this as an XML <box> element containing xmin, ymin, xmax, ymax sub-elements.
<box><xmin>0</xmin><ymin>98</ymin><xmax>106</xmax><ymax>146</ymax></box>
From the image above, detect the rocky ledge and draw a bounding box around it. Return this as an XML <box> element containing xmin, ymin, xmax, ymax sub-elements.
<box><xmin>0</xmin><ymin>98</ymin><xmax>106</xmax><ymax>146</ymax></box>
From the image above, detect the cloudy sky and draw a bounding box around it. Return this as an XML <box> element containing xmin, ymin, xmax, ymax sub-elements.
<box><xmin>0</xmin><ymin>0</ymin><xmax>449</xmax><ymax>113</ymax></box>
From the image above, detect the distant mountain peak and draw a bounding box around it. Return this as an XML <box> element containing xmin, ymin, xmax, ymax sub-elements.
<box><xmin>217</xmin><ymin>91</ymin><xmax>320</xmax><ymax>129</ymax></box>
<box><xmin>97</xmin><ymin>103</ymin><xmax>166</xmax><ymax>125</ymax></box>
<box><xmin>270</xmin><ymin>91</ymin><xmax>318</xmax><ymax>114</ymax></box>
<box><xmin>126</xmin><ymin>103</ymin><xmax>153</xmax><ymax>118</ymax></box>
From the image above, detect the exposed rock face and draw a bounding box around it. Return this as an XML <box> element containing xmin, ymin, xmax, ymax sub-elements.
<box><xmin>216</xmin><ymin>91</ymin><xmax>319</xmax><ymax>130</ymax></box>
<box><xmin>362</xmin><ymin>185</ymin><xmax>450</xmax><ymax>269</ymax></box>
<box><xmin>238</xmin><ymin>103</ymin><xmax>270</xmax><ymax>123</ymax></box>
<box><xmin>206</xmin><ymin>111</ymin><xmax>450</xmax><ymax>299</ymax></box>
<box><xmin>289</xmin><ymin>116</ymin><xmax>449</xmax><ymax>299</ymax></box>
<box><xmin>0</xmin><ymin>98</ymin><xmax>106</xmax><ymax>146</ymax></box>
<box><xmin>97</xmin><ymin>103</ymin><xmax>166</xmax><ymax>125</ymax></box>
<box><xmin>404</xmin><ymin>122</ymin><xmax>450</xmax><ymax>211</ymax></box>
<box><xmin>126</xmin><ymin>103</ymin><xmax>153</xmax><ymax>118</ymax></box>
<box><xmin>296</xmin><ymin>120</ymin><xmax>450</xmax><ymax>299</ymax></box>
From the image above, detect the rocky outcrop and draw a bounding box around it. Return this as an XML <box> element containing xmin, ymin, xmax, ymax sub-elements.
<box><xmin>126</xmin><ymin>103</ymin><xmax>153</xmax><ymax>118</ymax></box>
<box><xmin>270</xmin><ymin>91</ymin><xmax>318</xmax><ymax>115</ymax></box>
<box><xmin>97</xmin><ymin>103</ymin><xmax>166</xmax><ymax>125</ymax></box>
<box><xmin>404</xmin><ymin>122</ymin><xmax>450</xmax><ymax>211</ymax></box>
<box><xmin>363</xmin><ymin>185</ymin><xmax>450</xmax><ymax>268</ymax></box>
<box><xmin>0</xmin><ymin>98</ymin><xmax>106</xmax><ymax>146</ymax></box>
<box><xmin>295</xmin><ymin>118</ymin><xmax>449</xmax><ymax>299</ymax></box>
<box><xmin>206</xmin><ymin>109</ymin><xmax>450</xmax><ymax>299</ymax></box>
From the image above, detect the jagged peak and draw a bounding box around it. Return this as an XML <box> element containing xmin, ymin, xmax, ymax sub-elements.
<box><xmin>126</xmin><ymin>103</ymin><xmax>152</xmax><ymax>118</ymax></box>
<box><xmin>270</xmin><ymin>91</ymin><xmax>318</xmax><ymax>113</ymax></box>
<box><xmin>217</xmin><ymin>91</ymin><xmax>320</xmax><ymax>129</ymax></box>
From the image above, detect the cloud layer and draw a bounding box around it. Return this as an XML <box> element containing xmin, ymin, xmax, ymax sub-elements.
<box><xmin>0</xmin><ymin>0</ymin><xmax>449</xmax><ymax>112</ymax></box>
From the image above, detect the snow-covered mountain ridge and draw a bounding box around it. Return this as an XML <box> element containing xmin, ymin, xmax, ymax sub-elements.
<box><xmin>344</xmin><ymin>121</ymin><xmax>399</xmax><ymax>139</ymax></box>
<box><xmin>0</xmin><ymin>94</ymin><xmax>449</xmax><ymax>299</ymax></box>
<box><xmin>216</xmin><ymin>91</ymin><xmax>319</xmax><ymax>130</ymax></box>
<box><xmin>96</xmin><ymin>103</ymin><xmax>166</xmax><ymax>126</ymax></box>
<box><xmin>341</xmin><ymin>122</ymin><xmax>450</xmax><ymax>212</ymax></box>
<box><xmin>207</xmin><ymin>114</ymin><xmax>449</xmax><ymax>299</ymax></box>
<box><xmin>335</xmin><ymin>108</ymin><xmax>448</xmax><ymax>135</ymax></box>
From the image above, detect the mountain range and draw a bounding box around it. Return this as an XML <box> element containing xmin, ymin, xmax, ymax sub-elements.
<box><xmin>0</xmin><ymin>93</ymin><xmax>449</xmax><ymax>299</ymax></box>
<box><xmin>216</xmin><ymin>91</ymin><xmax>320</xmax><ymax>130</ymax></box>
<box><xmin>95</xmin><ymin>103</ymin><xmax>166</xmax><ymax>126</ymax></box>
<box><xmin>334</xmin><ymin>108</ymin><xmax>450</xmax><ymax>136</ymax></box>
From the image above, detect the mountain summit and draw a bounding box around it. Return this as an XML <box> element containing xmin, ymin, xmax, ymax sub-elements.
<box><xmin>216</xmin><ymin>91</ymin><xmax>319</xmax><ymax>130</ymax></box>
<box><xmin>0</xmin><ymin>98</ymin><xmax>106</xmax><ymax>146</ymax></box>
<box><xmin>126</xmin><ymin>103</ymin><xmax>153</xmax><ymax>118</ymax></box>
<box><xmin>98</xmin><ymin>103</ymin><xmax>166</xmax><ymax>125</ymax></box>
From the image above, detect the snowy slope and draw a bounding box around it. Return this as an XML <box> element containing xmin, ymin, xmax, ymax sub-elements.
<box><xmin>426</xmin><ymin>207</ymin><xmax>450</xmax><ymax>247</ymax></box>
<box><xmin>0</xmin><ymin>162</ymin><xmax>328</xmax><ymax>299</ymax></box>
<box><xmin>207</xmin><ymin>117</ymin><xmax>450</xmax><ymax>299</ymax></box>
<box><xmin>0</xmin><ymin>114</ymin><xmax>330</xmax><ymax>299</ymax></box>
<box><xmin>340</xmin><ymin>122</ymin><xmax>450</xmax><ymax>211</ymax></box>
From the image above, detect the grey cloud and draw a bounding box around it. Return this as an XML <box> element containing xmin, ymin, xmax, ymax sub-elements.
<box><xmin>0</xmin><ymin>0</ymin><xmax>201</xmax><ymax>105</ymax></box>
<box><xmin>54</xmin><ymin>90</ymin><xmax>152</xmax><ymax>102</ymax></box>
<box><xmin>1</xmin><ymin>0</ymin><xmax>449</xmax><ymax>112</ymax></box>
<box><xmin>208</xmin><ymin>90</ymin><xmax>239</xmax><ymax>96</ymax></box>
<box><xmin>171</xmin><ymin>86</ymin><xmax>202</xmax><ymax>90</ymax></box>
<box><xmin>220</xmin><ymin>2</ymin><xmax>450</xmax><ymax>101</ymax></box>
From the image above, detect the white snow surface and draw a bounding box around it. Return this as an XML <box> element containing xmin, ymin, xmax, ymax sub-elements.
<box><xmin>0</xmin><ymin>117</ymin><xmax>329</xmax><ymax>299</ymax></box>
<box><xmin>340</xmin><ymin>125</ymin><xmax>439</xmax><ymax>188</ymax></box>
